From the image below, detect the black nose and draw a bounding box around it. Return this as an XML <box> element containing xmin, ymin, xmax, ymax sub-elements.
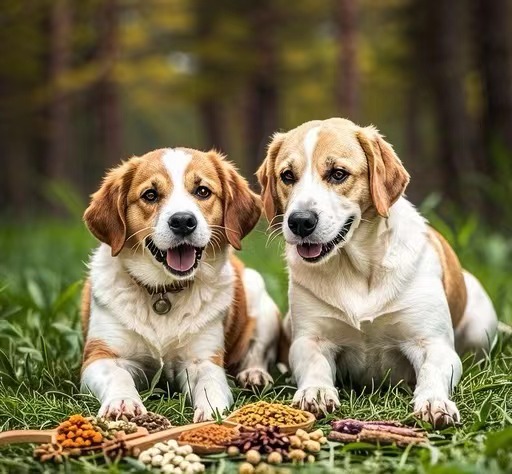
<box><xmin>288</xmin><ymin>211</ymin><xmax>318</xmax><ymax>238</ymax></box>
<box><xmin>168</xmin><ymin>212</ymin><xmax>197</xmax><ymax>236</ymax></box>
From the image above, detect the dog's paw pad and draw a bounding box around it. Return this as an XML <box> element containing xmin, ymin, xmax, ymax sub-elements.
<box><xmin>99</xmin><ymin>397</ymin><xmax>146</xmax><ymax>419</ymax></box>
<box><xmin>237</xmin><ymin>368</ymin><xmax>273</xmax><ymax>388</ymax></box>
<box><xmin>414</xmin><ymin>398</ymin><xmax>460</xmax><ymax>428</ymax></box>
<box><xmin>292</xmin><ymin>386</ymin><xmax>340</xmax><ymax>417</ymax></box>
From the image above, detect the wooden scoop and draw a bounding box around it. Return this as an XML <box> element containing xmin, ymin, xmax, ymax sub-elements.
<box><xmin>0</xmin><ymin>429</ymin><xmax>58</xmax><ymax>446</ymax></box>
<box><xmin>0</xmin><ymin>426</ymin><xmax>148</xmax><ymax>446</ymax></box>
<box><xmin>125</xmin><ymin>421</ymin><xmax>236</xmax><ymax>455</ymax></box>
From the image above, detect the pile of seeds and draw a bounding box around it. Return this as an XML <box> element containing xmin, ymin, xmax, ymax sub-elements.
<box><xmin>227</xmin><ymin>426</ymin><xmax>328</xmax><ymax>472</ymax></box>
<box><xmin>125</xmin><ymin>412</ymin><xmax>173</xmax><ymax>433</ymax></box>
<box><xmin>55</xmin><ymin>415</ymin><xmax>103</xmax><ymax>449</ymax></box>
<box><xmin>178</xmin><ymin>424</ymin><xmax>237</xmax><ymax>447</ymax></box>
<box><xmin>34</xmin><ymin>415</ymin><xmax>105</xmax><ymax>463</ymax></box>
<box><xmin>90</xmin><ymin>417</ymin><xmax>138</xmax><ymax>439</ymax></box>
<box><xmin>229</xmin><ymin>401</ymin><xmax>309</xmax><ymax>427</ymax></box>
<box><xmin>229</xmin><ymin>425</ymin><xmax>290</xmax><ymax>455</ymax></box>
<box><xmin>138</xmin><ymin>439</ymin><xmax>205</xmax><ymax>473</ymax></box>
<box><xmin>33</xmin><ymin>414</ymin><xmax>140</xmax><ymax>463</ymax></box>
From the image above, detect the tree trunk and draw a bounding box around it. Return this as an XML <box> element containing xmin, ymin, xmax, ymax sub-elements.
<box><xmin>244</xmin><ymin>0</ymin><xmax>279</xmax><ymax>182</ymax></box>
<box><xmin>334</xmin><ymin>0</ymin><xmax>359</xmax><ymax>119</ymax></box>
<box><xmin>198</xmin><ymin>99</ymin><xmax>228</xmax><ymax>152</ymax></box>
<box><xmin>475</xmin><ymin>0</ymin><xmax>512</xmax><ymax>160</ymax></box>
<box><xmin>194</xmin><ymin>0</ymin><xmax>228</xmax><ymax>153</ymax></box>
<box><xmin>47</xmin><ymin>0</ymin><xmax>72</xmax><ymax>183</ymax></box>
<box><xmin>417</xmin><ymin>0</ymin><xmax>475</xmax><ymax>206</ymax></box>
<box><xmin>95</xmin><ymin>0</ymin><xmax>122</xmax><ymax>168</ymax></box>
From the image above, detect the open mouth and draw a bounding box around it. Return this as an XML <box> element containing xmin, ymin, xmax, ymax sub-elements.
<box><xmin>146</xmin><ymin>238</ymin><xmax>204</xmax><ymax>277</ymax></box>
<box><xmin>296</xmin><ymin>216</ymin><xmax>355</xmax><ymax>263</ymax></box>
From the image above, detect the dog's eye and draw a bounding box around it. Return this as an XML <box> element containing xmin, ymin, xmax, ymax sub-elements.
<box><xmin>280</xmin><ymin>170</ymin><xmax>295</xmax><ymax>185</ymax></box>
<box><xmin>195</xmin><ymin>186</ymin><xmax>212</xmax><ymax>199</ymax></box>
<box><xmin>329</xmin><ymin>168</ymin><xmax>349</xmax><ymax>184</ymax></box>
<box><xmin>141</xmin><ymin>189</ymin><xmax>158</xmax><ymax>202</ymax></box>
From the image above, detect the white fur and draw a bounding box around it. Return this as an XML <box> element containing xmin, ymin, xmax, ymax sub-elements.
<box><xmin>455</xmin><ymin>271</ymin><xmax>498</xmax><ymax>356</ymax></box>
<box><xmin>82</xmin><ymin>148</ymin><xmax>278</xmax><ymax>421</ymax></box>
<box><xmin>237</xmin><ymin>268</ymin><xmax>280</xmax><ymax>387</ymax></box>
<box><xmin>284</xmin><ymin>132</ymin><xmax>497</xmax><ymax>425</ymax></box>
<box><xmin>153</xmin><ymin>149</ymin><xmax>211</xmax><ymax>256</ymax></box>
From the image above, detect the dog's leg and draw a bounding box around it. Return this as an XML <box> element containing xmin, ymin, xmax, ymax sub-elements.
<box><xmin>290</xmin><ymin>335</ymin><xmax>340</xmax><ymax>416</ymax></box>
<box><xmin>176</xmin><ymin>323</ymin><xmax>233</xmax><ymax>423</ymax></box>
<box><xmin>402</xmin><ymin>338</ymin><xmax>462</xmax><ymax>428</ymax></box>
<box><xmin>81</xmin><ymin>358</ymin><xmax>147</xmax><ymax>418</ymax></box>
<box><xmin>455</xmin><ymin>271</ymin><xmax>498</xmax><ymax>357</ymax></box>
<box><xmin>236</xmin><ymin>268</ymin><xmax>280</xmax><ymax>388</ymax></box>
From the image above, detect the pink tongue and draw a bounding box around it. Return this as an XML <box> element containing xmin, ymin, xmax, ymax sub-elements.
<box><xmin>166</xmin><ymin>245</ymin><xmax>196</xmax><ymax>272</ymax></box>
<box><xmin>296</xmin><ymin>243</ymin><xmax>323</xmax><ymax>259</ymax></box>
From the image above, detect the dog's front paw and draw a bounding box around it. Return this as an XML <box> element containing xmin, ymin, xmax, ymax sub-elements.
<box><xmin>99</xmin><ymin>397</ymin><xmax>147</xmax><ymax>419</ymax></box>
<box><xmin>413</xmin><ymin>397</ymin><xmax>460</xmax><ymax>428</ymax></box>
<box><xmin>193</xmin><ymin>392</ymin><xmax>232</xmax><ymax>423</ymax></box>
<box><xmin>292</xmin><ymin>386</ymin><xmax>340</xmax><ymax>417</ymax></box>
<box><xmin>237</xmin><ymin>368</ymin><xmax>274</xmax><ymax>388</ymax></box>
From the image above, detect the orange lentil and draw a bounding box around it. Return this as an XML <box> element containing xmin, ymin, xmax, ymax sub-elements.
<box><xmin>179</xmin><ymin>424</ymin><xmax>237</xmax><ymax>447</ymax></box>
<box><xmin>55</xmin><ymin>414</ymin><xmax>104</xmax><ymax>451</ymax></box>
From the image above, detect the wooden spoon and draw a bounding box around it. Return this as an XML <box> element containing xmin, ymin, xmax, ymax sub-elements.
<box><xmin>126</xmin><ymin>421</ymin><xmax>239</xmax><ymax>456</ymax></box>
<box><xmin>0</xmin><ymin>426</ymin><xmax>148</xmax><ymax>447</ymax></box>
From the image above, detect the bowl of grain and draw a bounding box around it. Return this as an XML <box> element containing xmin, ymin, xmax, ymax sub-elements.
<box><xmin>225</xmin><ymin>401</ymin><xmax>315</xmax><ymax>434</ymax></box>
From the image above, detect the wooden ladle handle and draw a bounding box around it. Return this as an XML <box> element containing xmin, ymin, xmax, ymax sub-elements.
<box><xmin>0</xmin><ymin>429</ymin><xmax>57</xmax><ymax>445</ymax></box>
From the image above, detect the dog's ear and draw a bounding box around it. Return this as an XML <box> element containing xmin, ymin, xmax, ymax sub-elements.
<box><xmin>83</xmin><ymin>161</ymin><xmax>136</xmax><ymax>256</ymax></box>
<box><xmin>256</xmin><ymin>132</ymin><xmax>286</xmax><ymax>221</ymax></box>
<box><xmin>356</xmin><ymin>126</ymin><xmax>410</xmax><ymax>217</ymax></box>
<box><xmin>219</xmin><ymin>156</ymin><xmax>262</xmax><ymax>250</ymax></box>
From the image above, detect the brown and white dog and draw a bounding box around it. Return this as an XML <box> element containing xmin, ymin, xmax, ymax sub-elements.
<box><xmin>82</xmin><ymin>148</ymin><xmax>280</xmax><ymax>421</ymax></box>
<box><xmin>257</xmin><ymin>118</ymin><xmax>498</xmax><ymax>427</ymax></box>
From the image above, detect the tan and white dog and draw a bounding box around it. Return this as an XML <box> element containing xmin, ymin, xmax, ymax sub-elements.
<box><xmin>257</xmin><ymin>118</ymin><xmax>498</xmax><ymax>427</ymax></box>
<box><xmin>82</xmin><ymin>147</ymin><xmax>280</xmax><ymax>421</ymax></box>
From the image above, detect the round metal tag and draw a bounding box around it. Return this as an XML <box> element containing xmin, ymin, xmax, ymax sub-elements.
<box><xmin>153</xmin><ymin>294</ymin><xmax>172</xmax><ymax>315</ymax></box>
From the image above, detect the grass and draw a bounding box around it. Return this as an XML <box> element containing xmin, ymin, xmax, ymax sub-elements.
<box><xmin>0</xmin><ymin>208</ymin><xmax>511</xmax><ymax>473</ymax></box>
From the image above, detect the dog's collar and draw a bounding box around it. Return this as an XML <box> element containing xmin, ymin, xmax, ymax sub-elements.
<box><xmin>128</xmin><ymin>273</ymin><xmax>191</xmax><ymax>315</ymax></box>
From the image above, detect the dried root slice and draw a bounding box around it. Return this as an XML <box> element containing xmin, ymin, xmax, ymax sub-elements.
<box><xmin>33</xmin><ymin>443</ymin><xmax>81</xmax><ymax>463</ymax></box>
<box><xmin>328</xmin><ymin>420</ymin><xmax>427</xmax><ymax>447</ymax></box>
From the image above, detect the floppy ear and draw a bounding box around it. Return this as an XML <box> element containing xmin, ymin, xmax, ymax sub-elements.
<box><xmin>221</xmin><ymin>159</ymin><xmax>262</xmax><ymax>250</ymax></box>
<box><xmin>256</xmin><ymin>132</ymin><xmax>286</xmax><ymax>221</ymax></box>
<box><xmin>356</xmin><ymin>126</ymin><xmax>410</xmax><ymax>217</ymax></box>
<box><xmin>83</xmin><ymin>162</ymin><xmax>135</xmax><ymax>256</ymax></box>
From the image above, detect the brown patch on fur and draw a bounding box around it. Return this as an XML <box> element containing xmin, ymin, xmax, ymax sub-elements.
<box><xmin>210</xmin><ymin>152</ymin><xmax>262</xmax><ymax>250</ymax></box>
<box><xmin>224</xmin><ymin>256</ymin><xmax>256</xmax><ymax>369</ymax></box>
<box><xmin>277</xmin><ymin>311</ymin><xmax>290</xmax><ymax>366</ymax></box>
<box><xmin>84</xmin><ymin>149</ymin><xmax>172</xmax><ymax>256</ymax></box>
<box><xmin>81</xmin><ymin>278</ymin><xmax>92</xmax><ymax>339</ymax></box>
<box><xmin>210</xmin><ymin>350</ymin><xmax>225</xmax><ymax>367</ymax></box>
<box><xmin>427</xmin><ymin>228</ymin><xmax>467</xmax><ymax>328</ymax></box>
<box><xmin>356</xmin><ymin>126</ymin><xmax>410</xmax><ymax>217</ymax></box>
<box><xmin>257</xmin><ymin>133</ymin><xmax>287</xmax><ymax>221</ymax></box>
<box><xmin>82</xmin><ymin>339</ymin><xmax>118</xmax><ymax>371</ymax></box>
